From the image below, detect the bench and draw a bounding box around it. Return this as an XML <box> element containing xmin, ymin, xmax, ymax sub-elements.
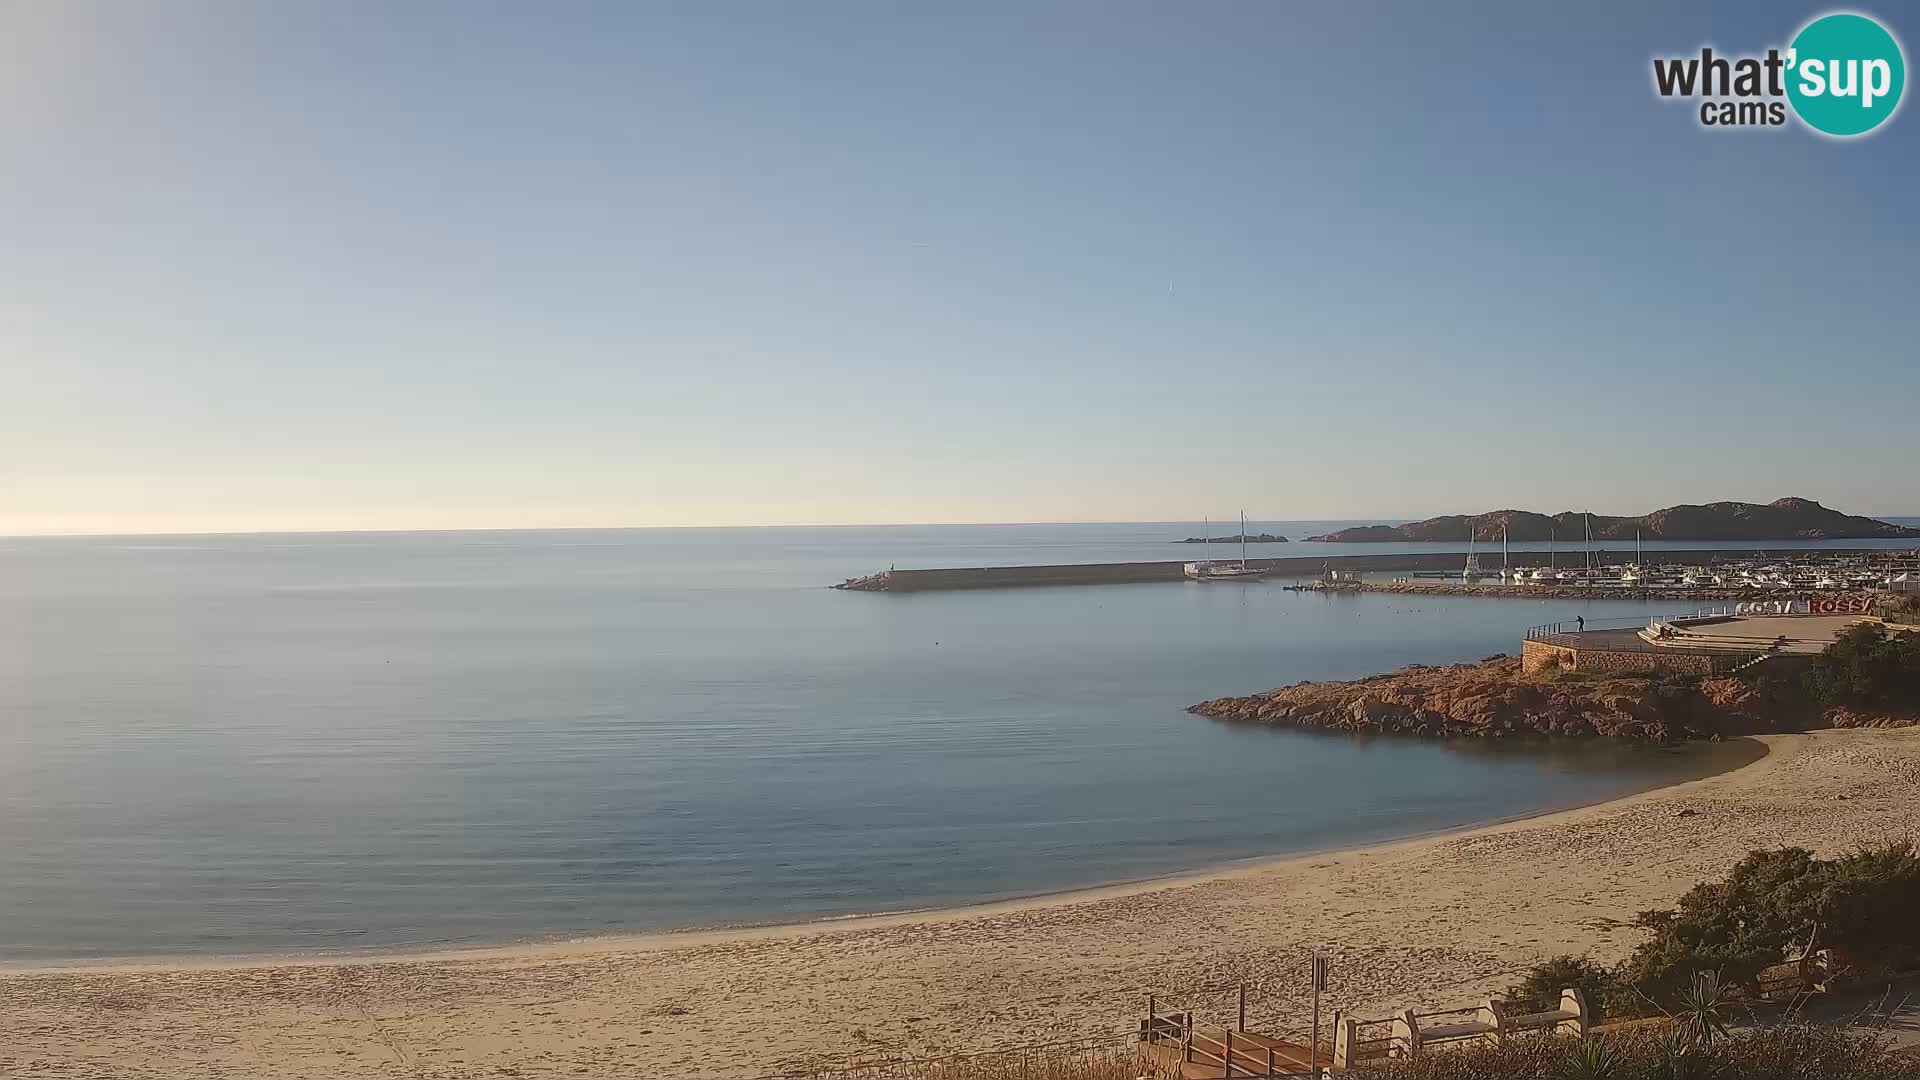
<box><xmin>1335</xmin><ymin>988</ymin><xmax>1589</xmax><ymax>1065</ymax></box>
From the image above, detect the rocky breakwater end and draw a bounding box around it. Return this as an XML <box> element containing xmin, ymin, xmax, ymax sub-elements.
<box><xmin>1187</xmin><ymin>657</ymin><xmax>1806</xmax><ymax>742</ymax></box>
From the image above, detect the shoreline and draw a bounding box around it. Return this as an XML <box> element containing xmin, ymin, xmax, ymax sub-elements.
<box><xmin>7</xmin><ymin>729</ymin><xmax>1916</xmax><ymax>1078</ymax></box>
<box><xmin>0</xmin><ymin>738</ymin><xmax>1766</xmax><ymax>977</ymax></box>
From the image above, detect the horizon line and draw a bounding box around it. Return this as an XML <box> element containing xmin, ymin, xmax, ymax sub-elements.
<box><xmin>4</xmin><ymin>509</ymin><xmax>1917</xmax><ymax>543</ymax></box>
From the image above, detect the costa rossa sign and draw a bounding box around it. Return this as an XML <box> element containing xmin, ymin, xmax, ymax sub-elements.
<box><xmin>1808</xmin><ymin>595</ymin><xmax>1875</xmax><ymax>615</ymax></box>
<box><xmin>1735</xmin><ymin>596</ymin><xmax>1875</xmax><ymax>616</ymax></box>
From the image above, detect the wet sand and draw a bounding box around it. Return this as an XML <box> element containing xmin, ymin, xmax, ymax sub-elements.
<box><xmin>3</xmin><ymin>729</ymin><xmax>1916</xmax><ymax>1078</ymax></box>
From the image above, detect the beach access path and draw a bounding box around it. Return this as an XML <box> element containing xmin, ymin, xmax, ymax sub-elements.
<box><xmin>3</xmin><ymin>729</ymin><xmax>1917</xmax><ymax>1079</ymax></box>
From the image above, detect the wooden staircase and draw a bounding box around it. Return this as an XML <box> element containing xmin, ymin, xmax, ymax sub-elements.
<box><xmin>1141</xmin><ymin>1004</ymin><xmax>1323</xmax><ymax>1077</ymax></box>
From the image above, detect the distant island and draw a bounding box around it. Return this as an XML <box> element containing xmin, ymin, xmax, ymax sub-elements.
<box><xmin>1178</xmin><ymin>533</ymin><xmax>1287</xmax><ymax>544</ymax></box>
<box><xmin>1304</xmin><ymin>498</ymin><xmax>1920</xmax><ymax>543</ymax></box>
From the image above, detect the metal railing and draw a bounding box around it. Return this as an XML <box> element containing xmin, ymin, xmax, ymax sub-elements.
<box><xmin>1525</xmin><ymin>615</ymin><xmax>1770</xmax><ymax>673</ymax></box>
<box><xmin>1526</xmin><ymin>609</ymin><xmax>1733</xmax><ymax>639</ymax></box>
<box><xmin>1525</xmin><ymin>621</ymin><xmax>1667</xmax><ymax>652</ymax></box>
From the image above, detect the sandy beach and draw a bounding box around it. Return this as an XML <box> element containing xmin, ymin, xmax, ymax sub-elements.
<box><xmin>3</xmin><ymin>728</ymin><xmax>1916</xmax><ymax>1079</ymax></box>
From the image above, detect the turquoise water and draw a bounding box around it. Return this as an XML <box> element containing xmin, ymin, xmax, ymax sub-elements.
<box><xmin>3</xmin><ymin>523</ymin><xmax>1906</xmax><ymax>962</ymax></box>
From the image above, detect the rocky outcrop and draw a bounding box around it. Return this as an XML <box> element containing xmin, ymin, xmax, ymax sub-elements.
<box><xmin>1306</xmin><ymin>524</ymin><xmax>1405</xmax><ymax>542</ymax></box>
<box><xmin>1178</xmin><ymin>533</ymin><xmax>1287</xmax><ymax>544</ymax></box>
<box><xmin>1305</xmin><ymin>499</ymin><xmax>1920</xmax><ymax>543</ymax></box>
<box><xmin>1824</xmin><ymin>706</ymin><xmax>1920</xmax><ymax>730</ymax></box>
<box><xmin>1188</xmin><ymin>657</ymin><xmax>1821</xmax><ymax>742</ymax></box>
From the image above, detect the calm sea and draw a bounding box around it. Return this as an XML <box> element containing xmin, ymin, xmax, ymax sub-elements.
<box><xmin>2</xmin><ymin>522</ymin><xmax>1913</xmax><ymax>962</ymax></box>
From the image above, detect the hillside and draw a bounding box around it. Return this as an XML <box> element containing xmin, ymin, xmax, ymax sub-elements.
<box><xmin>1305</xmin><ymin>498</ymin><xmax>1919</xmax><ymax>542</ymax></box>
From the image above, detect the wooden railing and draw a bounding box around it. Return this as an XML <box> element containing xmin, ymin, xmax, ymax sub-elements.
<box><xmin>1140</xmin><ymin>990</ymin><xmax>1318</xmax><ymax>1078</ymax></box>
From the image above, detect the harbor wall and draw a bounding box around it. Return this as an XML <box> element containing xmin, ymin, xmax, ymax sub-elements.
<box><xmin>1520</xmin><ymin>639</ymin><xmax>1721</xmax><ymax>676</ymax></box>
<box><xmin>850</xmin><ymin>548</ymin><xmax>1897</xmax><ymax>593</ymax></box>
<box><xmin>870</xmin><ymin>553</ymin><xmax>1516</xmax><ymax>592</ymax></box>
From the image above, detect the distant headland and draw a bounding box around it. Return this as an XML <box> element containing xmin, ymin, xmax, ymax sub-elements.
<box><xmin>1177</xmin><ymin>532</ymin><xmax>1287</xmax><ymax>544</ymax></box>
<box><xmin>1305</xmin><ymin>498</ymin><xmax>1920</xmax><ymax>543</ymax></box>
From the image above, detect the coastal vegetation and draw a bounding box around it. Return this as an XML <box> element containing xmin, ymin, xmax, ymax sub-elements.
<box><xmin>821</xmin><ymin>1022</ymin><xmax>1915</xmax><ymax>1080</ymax></box>
<box><xmin>1346</xmin><ymin>1025</ymin><xmax>1912</xmax><ymax>1080</ymax></box>
<box><xmin>1805</xmin><ymin>622</ymin><xmax>1920</xmax><ymax>710</ymax></box>
<box><xmin>1190</xmin><ymin>621</ymin><xmax>1919</xmax><ymax>741</ymax></box>
<box><xmin>1505</xmin><ymin>841</ymin><xmax>1920</xmax><ymax>1020</ymax></box>
<box><xmin>1305</xmin><ymin>497</ymin><xmax>1920</xmax><ymax>543</ymax></box>
<box><xmin>1403</xmin><ymin>843</ymin><xmax>1920</xmax><ymax>1078</ymax></box>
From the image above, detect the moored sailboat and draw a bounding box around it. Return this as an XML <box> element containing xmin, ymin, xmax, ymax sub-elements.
<box><xmin>1185</xmin><ymin>511</ymin><xmax>1267</xmax><ymax>581</ymax></box>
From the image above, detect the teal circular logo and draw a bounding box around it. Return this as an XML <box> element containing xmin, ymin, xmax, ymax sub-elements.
<box><xmin>1786</xmin><ymin>13</ymin><xmax>1906</xmax><ymax>136</ymax></box>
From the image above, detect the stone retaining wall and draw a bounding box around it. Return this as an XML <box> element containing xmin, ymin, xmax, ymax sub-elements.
<box><xmin>1520</xmin><ymin>638</ymin><xmax>1720</xmax><ymax>676</ymax></box>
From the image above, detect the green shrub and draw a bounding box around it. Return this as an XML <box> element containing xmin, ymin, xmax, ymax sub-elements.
<box><xmin>1559</xmin><ymin>1037</ymin><xmax>1623</xmax><ymax>1079</ymax></box>
<box><xmin>1504</xmin><ymin>956</ymin><xmax>1630</xmax><ymax>1022</ymax></box>
<box><xmin>1505</xmin><ymin>843</ymin><xmax>1920</xmax><ymax>1019</ymax></box>
<box><xmin>1618</xmin><ymin>847</ymin><xmax>1825</xmax><ymax>1000</ymax></box>
<box><xmin>1670</xmin><ymin>972</ymin><xmax>1730</xmax><ymax>1049</ymax></box>
<box><xmin>1619</xmin><ymin>842</ymin><xmax>1920</xmax><ymax>1003</ymax></box>
<box><xmin>1348</xmin><ymin>1025</ymin><xmax>1907</xmax><ymax>1080</ymax></box>
<box><xmin>1817</xmin><ymin>841</ymin><xmax>1920</xmax><ymax>974</ymax></box>
<box><xmin>1803</xmin><ymin>623</ymin><xmax>1920</xmax><ymax>707</ymax></box>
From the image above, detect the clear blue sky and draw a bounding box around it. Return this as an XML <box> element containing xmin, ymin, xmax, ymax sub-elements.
<box><xmin>2</xmin><ymin>1</ymin><xmax>1914</xmax><ymax>533</ymax></box>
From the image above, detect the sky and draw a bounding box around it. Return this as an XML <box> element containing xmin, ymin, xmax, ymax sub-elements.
<box><xmin>2</xmin><ymin>1</ymin><xmax>1915</xmax><ymax>534</ymax></box>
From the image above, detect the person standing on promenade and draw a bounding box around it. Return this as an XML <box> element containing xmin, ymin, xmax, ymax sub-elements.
<box><xmin>1576</xmin><ymin>615</ymin><xmax>1585</xmax><ymax>632</ymax></box>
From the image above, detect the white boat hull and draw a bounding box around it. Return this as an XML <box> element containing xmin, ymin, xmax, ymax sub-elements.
<box><xmin>1185</xmin><ymin>562</ymin><xmax>1265</xmax><ymax>581</ymax></box>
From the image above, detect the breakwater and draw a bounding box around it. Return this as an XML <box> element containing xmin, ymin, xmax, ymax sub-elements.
<box><xmin>831</xmin><ymin>548</ymin><xmax>1889</xmax><ymax>592</ymax></box>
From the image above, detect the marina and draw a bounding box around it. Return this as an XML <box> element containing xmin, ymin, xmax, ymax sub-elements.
<box><xmin>835</xmin><ymin>547</ymin><xmax>1920</xmax><ymax>595</ymax></box>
